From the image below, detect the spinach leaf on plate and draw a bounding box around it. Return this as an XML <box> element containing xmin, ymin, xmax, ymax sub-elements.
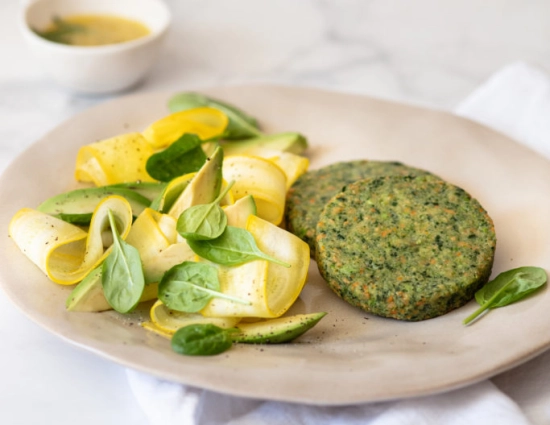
<box><xmin>102</xmin><ymin>210</ymin><xmax>145</xmax><ymax>314</ymax></box>
<box><xmin>146</xmin><ymin>133</ymin><xmax>207</xmax><ymax>182</ymax></box>
<box><xmin>158</xmin><ymin>261</ymin><xmax>250</xmax><ymax>313</ymax></box>
<box><xmin>187</xmin><ymin>226</ymin><xmax>291</xmax><ymax>268</ymax></box>
<box><xmin>177</xmin><ymin>181</ymin><xmax>234</xmax><ymax>241</ymax></box>
<box><xmin>171</xmin><ymin>324</ymin><xmax>234</xmax><ymax>356</ymax></box>
<box><xmin>463</xmin><ymin>266</ymin><xmax>547</xmax><ymax>325</ymax></box>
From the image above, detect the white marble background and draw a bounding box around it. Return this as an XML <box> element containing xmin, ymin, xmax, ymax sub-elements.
<box><xmin>1</xmin><ymin>0</ymin><xmax>550</xmax><ymax>424</ymax></box>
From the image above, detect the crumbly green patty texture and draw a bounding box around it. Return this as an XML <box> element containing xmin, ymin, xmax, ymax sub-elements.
<box><xmin>315</xmin><ymin>175</ymin><xmax>496</xmax><ymax>321</ymax></box>
<box><xmin>285</xmin><ymin>160</ymin><xmax>432</xmax><ymax>255</ymax></box>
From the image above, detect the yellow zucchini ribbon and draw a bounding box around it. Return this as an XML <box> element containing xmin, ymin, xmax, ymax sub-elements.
<box><xmin>222</xmin><ymin>156</ymin><xmax>287</xmax><ymax>225</ymax></box>
<box><xmin>75</xmin><ymin>133</ymin><xmax>156</xmax><ymax>186</ymax></box>
<box><xmin>142</xmin><ymin>107</ymin><xmax>229</xmax><ymax>149</ymax></box>
<box><xmin>126</xmin><ymin>208</ymin><xmax>195</xmax><ymax>283</ymax></box>
<box><xmin>201</xmin><ymin>215</ymin><xmax>310</xmax><ymax>318</ymax></box>
<box><xmin>9</xmin><ymin>196</ymin><xmax>133</xmax><ymax>285</ymax></box>
<box><xmin>75</xmin><ymin>107</ymin><xmax>228</xmax><ymax>186</ymax></box>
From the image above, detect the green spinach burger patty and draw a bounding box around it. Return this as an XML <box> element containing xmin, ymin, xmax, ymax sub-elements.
<box><xmin>315</xmin><ymin>175</ymin><xmax>496</xmax><ymax>321</ymax></box>
<box><xmin>285</xmin><ymin>160</ymin><xmax>433</xmax><ymax>255</ymax></box>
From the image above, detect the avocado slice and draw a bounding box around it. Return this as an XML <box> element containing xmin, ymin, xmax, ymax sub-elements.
<box><xmin>232</xmin><ymin>312</ymin><xmax>327</xmax><ymax>344</ymax></box>
<box><xmin>167</xmin><ymin>146</ymin><xmax>224</xmax><ymax>218</ymax></box>
<box><xmin>66</xmin><ymin>267</ymin><xmax>158</xmax><ymax>312</ymax></box>
<box><xmin>201</xmin><ymin>141</ymin><xmax>220</xmax><ymax>157</ymax></box>
<box><xmin>109</xmin><ymin>182</ymin><xmax>167</xmax><ymax>202</ymax></box>
<box><xmin>38</xmin><ymin>186</ymin><xmax>152</xmax><ymax>223</ymax></box>
<box><xmin>57</xmin><ymin>212</ymin><xmax>94</xmax><ymax>225</ymax></box>
<box><xmin>220</xmin><ymin>132</ymin><xmax>308</xmax><ymax>156</ymax></box>
<box><xmin>224</xmin><ymin>195</ymin><xmax>256</xmax><ymax>228</ymax></box>
<box><xmin>150</xmin><ymin>174</ymin><xmax>194</xmax><ymax>213</ymax></box>
<box><xmin>150</xmin><ymin>173</ymin><xmax>195</xmax><ymax>213</ymax></box>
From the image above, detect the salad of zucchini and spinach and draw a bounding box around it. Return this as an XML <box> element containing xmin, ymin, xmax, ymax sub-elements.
<box><xmin>9</xmin><ymin>93</ymin><xmax>324</xmax><ymax>356</ymax></box>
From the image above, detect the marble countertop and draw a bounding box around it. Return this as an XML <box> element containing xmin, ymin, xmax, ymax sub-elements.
<box><xmin>1</xmin><ymin>1</ymin><xmax>550</xmax><ymax>424</ymax></box>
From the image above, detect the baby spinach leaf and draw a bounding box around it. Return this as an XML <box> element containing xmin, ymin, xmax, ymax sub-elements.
<box><xmin>463</xmin><ymin>266</ymin><xmax>547</xmax><ymax>325</ymax></box>
<box><xmin>102</xmin><ymin>210</ymin><xmax>145</xmax><ymax>314</ymax></box>
<box><xmin>57</xmin><ymin>212</ymin><xmax>94</xmax><ymax>225</ymax></box>
<box><xmin>475</xmin><ymin>267</ymin><xmax>547</xmax><ymax>307</ymax></box>
<box><xmin>220</xmin><ymin>132</ymin><xmax>308</xmax><ymax>156</ymax></box>
<box><xmin>171</xmin><ymin>324</ymin><xmax>234</xmax><ymax>356</ymax></box>
<box><xmin>177</xmin><ymin>181</ymin><xmax>234</xmax><ymax>240</ymax></box>
<box><xmin>168</xmin><ymin>92</ymin><xmax>263</xmax><ymax>140</ymax></box>
<box><xmin>187</xmin><ymin>226</ymin><xmax>291</xmax><ymax>268</ymax></box>
<box><xmin>171</xmin><ymin>313</ymin><xmax>329</xmax><ymax>356</ymax></box>
<box><xmin>146</xmin><ymin>133</ymin><xmax>207</xmax><ymax>182</ymax></box>
<box><xmin>158</xmin><ymin>261</ymin><xmax>251</xmax><ymax>313</ymax></box>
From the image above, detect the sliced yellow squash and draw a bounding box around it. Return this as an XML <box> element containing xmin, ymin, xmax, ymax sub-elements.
<box><xmin>248</xmin><ymin>215</ymin><xmax>310</xmax><ymax>316</ymax></box>
<box><xmin>9</xmin><ymin>195</ymin><xmax>133</xmax><ymax>285</ymax></box>
<box><xmin>201</xmin><ymin>260</ymin><xmax>269</xmax><ymax>318</ymax></box>
<box><xmin>222</xmin><ymin>155</ymin><xmax>287</xmax><ymax>225</ymax></box>
<box><xmin>157</xmin><ymin>213</ymin><xmax>179</xmax><ymax>243</ymax></box>
<box><xmin>126</xmin><ymin>208</ymin><xmax>174</xmax><ymax>253</ymax></box>
<box><xmin>126</xmin><ymin>208</ymin><xmax>195</xmax><ymax>283</ymax></box>
<box><xmin>150</xmin><ymin>300</ymin><xmax>240</xmax><ymax>334</ymax></box>
<box><xmin>75</xmin><ymin>133</ymin><xmax>156</xmax><ymax>186</ymax></box>
<box><xmin>267</xmin><ymin>152</ymin><xmax>309</xmax><ymax>189</ymax></box>
<box><xmin>146</xmin><ymin>242</ymin><xmax>196</xmax><ymax>284</ymax></box>
<box><xmin>141</xmin><ymin>321</ymin><xmax>173</xmax><ymax>339</ymax></box>
<box><xmin>231</xmin><ymin>148</ymin><xmax>309</xmax><ymax>189</ymax></box>
<box><xmin>142</xmin><ymin>107</ymin><xmax>228</xmax><ymax>149</ymax></box>
<box><xmin>201</xmin><ymin>215</ymin><xmax>310</xmax><ymax>318</ymax></box>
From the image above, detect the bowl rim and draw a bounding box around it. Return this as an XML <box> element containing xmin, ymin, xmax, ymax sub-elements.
<box><xmin>20</xmin><ymin>0</ymin><xmax>172</xmax><ymax>54</ymax></box>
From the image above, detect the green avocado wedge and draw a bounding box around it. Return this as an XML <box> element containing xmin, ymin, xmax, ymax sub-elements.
<box><xmin>220</xmin><ymin>132</ymin><xmax>308</xmax><ymax>156</ymax></box>
<box><xmin>224</xmin><ymin>195</ymin><xmax>256</xmax><ymax>228</ymax></box>
<box><xmin>109</xmin><ymin>182</ymin><xmax>167</xmax><ymax>202</ymax></box>
<box><xmin>232</xmin><ymin>312</ymin><xmax>327</xmax><ymax>344</ymax></box>
<box><xmin>66</xmin><ymin>267</ymin><xmax>158</xmax><ymax>312</ymax></box>
<box><xmin>167</xmin><ymin>146</ymin><xmax>224</xmax><ymax>219</ymax></box>
<box><xmin>150</xmin><ymin>174</ymin><xmax>193</xmax><ymax>213</ymax></box>
<box><xmin>38</xmin><ymin>185</ymin><xmax>152</xmax><ymax>223</ymax></box>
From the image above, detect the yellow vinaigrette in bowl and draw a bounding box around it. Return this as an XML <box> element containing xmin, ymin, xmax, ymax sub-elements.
<box><xmin>37</xmin><ymin>14</ymin><xmax>150</xmax><ymax>46</ymax></box>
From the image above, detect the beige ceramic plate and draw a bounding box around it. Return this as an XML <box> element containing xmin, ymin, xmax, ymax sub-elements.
<box><xmin>1</xmin><ymin>86</ymin><xmax>549</xmax><ymax>405</ymax></box>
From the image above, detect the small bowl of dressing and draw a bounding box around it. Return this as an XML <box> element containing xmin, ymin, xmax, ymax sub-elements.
<box><xmin>21</xmin><ymin>0</ymin><xmax>171</xmax><ymax>94</ymax></box>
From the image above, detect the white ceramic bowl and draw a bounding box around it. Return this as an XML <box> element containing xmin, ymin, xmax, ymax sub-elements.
<box><xmin>21</xmin><ymin>0</ymin><xmax>171</xmax><ymax>94</ymax></box>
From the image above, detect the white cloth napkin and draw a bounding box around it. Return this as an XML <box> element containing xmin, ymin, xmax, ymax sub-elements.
<box><xmin>126</xmin><ymin>371</ymin><xmax>528</xmax><ymax>425</ymax></box>
<box><xmin>127</xmin><ymin>62</ymin><xmax>550</xmax><ymax>425</ymax></box>
<box><xmin>456</xmin><ymin>62</ymin><xmax>550</xmax><ymax>157</ymax></box>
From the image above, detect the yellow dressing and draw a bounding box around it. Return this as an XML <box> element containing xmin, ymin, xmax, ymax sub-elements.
<box><xmin>39</xmin><ymin>14</ymin><xmax>150</xmax><ymax>46</ymax></box>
